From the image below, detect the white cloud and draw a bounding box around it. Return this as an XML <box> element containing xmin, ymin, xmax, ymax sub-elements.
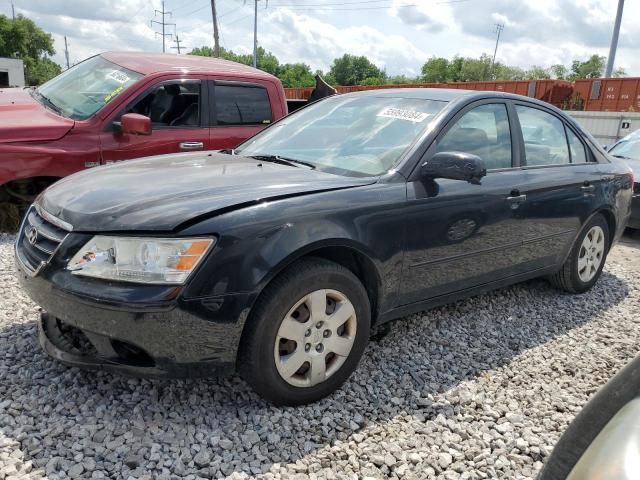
<box><xmin>2</xmin><ymin>0</ymin><xmax>639</xmax><ymax>76</ymax></box>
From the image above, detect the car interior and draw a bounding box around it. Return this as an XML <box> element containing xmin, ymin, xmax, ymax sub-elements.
<box><xmin>127</xmin><ymin>83</ymin><xmax>201</xmax><ymax>127</ymax></box>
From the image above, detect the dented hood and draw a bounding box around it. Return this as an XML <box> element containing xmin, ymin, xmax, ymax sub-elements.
<box><xmin>39</xmin><ymin>152</ymin><xmax>375</xmax><ymax>232</ymax></box>
<box><xmin>0</xmin><ymin>88</ymin><xmax>74</xmax><ymax>143</ymax></box>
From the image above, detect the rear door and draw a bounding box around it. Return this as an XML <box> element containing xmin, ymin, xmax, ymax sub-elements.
<box><xmin>208</xmin><ymin>79</ymin><xmax>274</xmax><ymax>150</ymax></box>
<box><xmin>100</xmin><ymin>77</ymin><xmax>211</xmax><ymax>163</ymax></box>
<box><xmin>511</xmin><ymin>102</ymin><xmax>602</xmax><ymax>269</ymax></box>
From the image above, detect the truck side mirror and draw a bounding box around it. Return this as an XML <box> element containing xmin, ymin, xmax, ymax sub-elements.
<box><xmin>120</xmin><ymin>113</ymin><xmax>152</xmax><ymax>136</ymax></box>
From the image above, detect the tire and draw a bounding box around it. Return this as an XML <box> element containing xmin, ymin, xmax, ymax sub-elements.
<box><xmin>238</xmin><ymin>258</ymin><xmax>371</xmax><ymax>406</ymax></box>
<box><xmin>0</xmin><ymin>202</ymin><xmax>22</xmax><ymax>233</ymax></box>
<box><xmin>549</xmin><ymin>213</ymin><xmax>610</xmax><ymax>293</ymax></box>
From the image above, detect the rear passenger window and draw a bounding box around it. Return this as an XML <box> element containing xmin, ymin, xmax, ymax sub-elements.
<box><xmin>567</xmin><ymin>128</ymin><xmax>588</xmax><ymax>163</ymax></box>
<box><xmin>214</xmin><ymin>84</ymin><xmax>272</xmax><ymax>126</ymax></box>
<box><xmin>436</xmin><ymin>103</ymin><xmax>512</xmax><ymax>170</ymax></box>
<box><xmin>516</xmin><ymin>106</ymin><xmax>570</xmax><ymax>166</ymax></box>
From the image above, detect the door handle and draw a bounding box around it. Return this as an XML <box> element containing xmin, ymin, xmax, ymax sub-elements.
<box><xmin>179</xmin><ymin>141</ymin><xmax>204</xmax><ymax>151</ymax></box>
<box><xmin>581</xmin><ymin>183</ymin><xmax>595</xmax><ymax>192</ymax></box>
<box><xmin>506</xmin><ymin>193</ymin><xmax>527</xmax><ymax>203</ymax></box>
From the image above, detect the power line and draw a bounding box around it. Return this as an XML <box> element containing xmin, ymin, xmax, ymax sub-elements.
<box><xmin>489</xmin><ymin>22</ymin><xmax>504</xmax><ymax>79</ymax></box>
<box><xmin>171</xmin><ymin>34</ymin><xmax>186</xmax><ymax>54</ymax></box>
<box><xmin>151</xmin><ymin>0</ymin><xmax>176</xmax><ymax>53</ymax></box>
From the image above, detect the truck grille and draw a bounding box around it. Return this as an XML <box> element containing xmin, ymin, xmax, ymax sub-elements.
<box><xmin>16</xmin><ymin>207</ymin><xmax>70</xmax><ymax>275</ymax></box>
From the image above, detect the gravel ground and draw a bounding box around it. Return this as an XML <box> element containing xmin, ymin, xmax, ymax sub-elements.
<box><xmin>1</xmin><ymin>232</ymin><xmax>639</xmax><ymax>480</ymax></box>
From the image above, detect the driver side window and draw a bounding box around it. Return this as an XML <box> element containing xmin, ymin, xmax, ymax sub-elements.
<box><xmin>436</xmin><ymin>103</ymin><xmax>513</xmax><ymax>170</ymax></box>
<box><xmin>125</xmin><ymin>81</ymin><xmax>201</xmax><ymax>128</ymax></box>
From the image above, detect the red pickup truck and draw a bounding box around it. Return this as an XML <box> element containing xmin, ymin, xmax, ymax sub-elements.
<box><xmin>0</xmin><ymin>52</ymin><xmax>289</xmax><ymax>229</ymax></box>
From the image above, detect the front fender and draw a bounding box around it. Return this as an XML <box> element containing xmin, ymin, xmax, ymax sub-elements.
<box><xmin>180</xmin><ymin>183</ymin><xmax>407</xmax><ymax>309</ymax></box>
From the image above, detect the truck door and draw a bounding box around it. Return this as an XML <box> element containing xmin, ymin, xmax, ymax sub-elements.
<box><xmin>100</xmin><ymin>78</ymin><xmax>211</xmax><ymax>163</ymax></box>
<box><xmin>208</xmin><ymin>79</ymin><xmax>273</xmax><ymax>150</ymax></box>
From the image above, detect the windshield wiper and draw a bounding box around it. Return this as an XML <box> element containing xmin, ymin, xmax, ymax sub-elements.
<box><xmin>612</xmin><ymin>154</ymin><xmax>633</xmax><ymax>160</ymax></box>
<box><xmin>220</xmin><ymin>148</ymin><xmax>235</xmax><ymax>155</ymax></box>
<box><xmin>248</xmin><ymin>154</ymin><xmax>315</xmax><ymax>169</ymax></box>
<box><xmin>32</xmin><ymin>89</ymin><xmax>63</xmax><ymax>115</ymax></box>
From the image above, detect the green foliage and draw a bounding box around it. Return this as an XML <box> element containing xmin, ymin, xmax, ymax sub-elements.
<box><xmin>421</xmin><ymin>57</ymin><xmax>449</xmax><ymax>83</ymax></box>
<box><xmin>189</xmin><ymin>45</ymin><xmax>314</xmax><ymax>87</ymax></box>
<box><xmin>568</xmin><ymin>55</ymin><xmax>605</xmax><ymax>80</ymax></box>
<box><xmin>613</xmin><ymin>67</ymin><xmax>627</xmax><ymax>78</ymax></box>
<box><xmin>328</xmin><ymin>54</ymin><xmax>384</xmax><ymax>86</ymax></box>
<box><xmin>550</xmin><ymin>64</ymin><xmax>568</xmax><ymax>80</ymax></box>
<box><xmin>0</xmin><ymin>14</ymin><xmax>60</xmax><ymax>85</ymax></box>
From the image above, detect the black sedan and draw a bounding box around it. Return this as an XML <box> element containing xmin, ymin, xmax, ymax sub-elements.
<box><xmin>607</xmin><ymin>129</ymin><xmax>640</xmax><ymax>228</ymax></box>
<box><xmin>15</xmin><ymin>89</ymin><xmax>632</xmax><ymax>405</ymax></box>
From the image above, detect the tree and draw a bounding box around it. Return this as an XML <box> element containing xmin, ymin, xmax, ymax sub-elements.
<box><xmin>550</xmin><ymin>64</ymin><xmax>568</xmax><ymax>80</ymax></box>
<box><xmin>613</xmin><ymin>67</ymin><xmax>627</xmax><ymax>78</ymax></box>
<box><xmin>569</xmin><ymin>55</ymin><xmax>605</xmax><ymax>80</ymax></box>
<box><xmin>421</xmin><ymin>57</ymin><xmax>449</xmax><ymax>83</ymax></box>
<box><xmin>0</xmin><ymin>14</ymin><xmax>60</xmax><ymax>85</ymax></box>
<box><xmin>328</xmin><ymin>54</ymin><xmax>384</xmax><ymax>86</ymax></box>
<box><xmin>278</xmin><ymin>63</ymin><xmax>315</xmax><ymax>88</ymax></box>
<box><xmin>523</xmin><ymin>65</ymin><xmax>551</xmax><ymax>80</ymax></box>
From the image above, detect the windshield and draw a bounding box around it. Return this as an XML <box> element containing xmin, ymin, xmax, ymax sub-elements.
<box><xmin>609</xmin><ymin>135</ymin><xmax>640</xmax><ymax>160</ymax></box>
<box><xmin>35</xmin><ymin>55</ymin><xmax>143</xmax><ymax>120</ymax></box>
<box><xmin>235</xmin><ymin>95</ymin><xmax>447</xmax><ymax>176</ymax></box>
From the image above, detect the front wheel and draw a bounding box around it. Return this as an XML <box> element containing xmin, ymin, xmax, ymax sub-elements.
<box><xmin>238</xmin><ymin>258</ymin><xmax>371</xmax><ymax>406</ymax></box>
<box><xmin>549</xmin><ymin>214</ymin><xmax>609</xmax><ymax>293</ymax></box>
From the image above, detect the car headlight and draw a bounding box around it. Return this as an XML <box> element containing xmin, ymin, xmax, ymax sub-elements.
<box><xmin>67</xmin><ymin>236</ymin><xmax>215</xmax><ymax>284</ymax></box>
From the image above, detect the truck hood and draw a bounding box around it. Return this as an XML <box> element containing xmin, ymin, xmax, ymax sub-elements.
<box><xmin>0</xmin><ymin>88</ymin><xmax>74</xmax><ymax>143</ymax></box>
<box><xmin>39</xmin><ymin>152</ymin><xmax>376</xmax><ymax>232</ymax></box>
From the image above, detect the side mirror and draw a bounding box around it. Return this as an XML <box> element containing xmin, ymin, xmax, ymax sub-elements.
<box><xmin>421</xmin><ymin>151</ymin><xmax>487</xmax><ymax>185</ymax></box>
<box><xmin>120</xmin><ymin>113</ymin><xmax>152</xmax><ymax>136</ymax></box>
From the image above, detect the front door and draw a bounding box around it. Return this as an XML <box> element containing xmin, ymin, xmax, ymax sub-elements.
<box><xmin>100</xmin><ymin>78</ymin><xmax>210</xmax><ymax>163</ymax></box>
<box><xmin>400</xmin><ymin>101</ymin><xmax>537</xmax><ymax>306</ymax></box>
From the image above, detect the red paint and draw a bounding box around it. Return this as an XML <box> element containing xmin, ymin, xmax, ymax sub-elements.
<box><xmin>0</xmin><ymin>53</ymin><xmax>287</xmax><ymax>189</ymax></box>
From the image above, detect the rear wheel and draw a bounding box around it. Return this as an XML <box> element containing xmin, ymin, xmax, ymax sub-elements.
<box><xmin>238</xmin><ymin>258</ymin><xmax>371</xmax><ymax>405</ymax></box>
<box><xmin>549</xmin><ymin>214</ymin><xmax>609</xmax><ymax>293</ymax></box>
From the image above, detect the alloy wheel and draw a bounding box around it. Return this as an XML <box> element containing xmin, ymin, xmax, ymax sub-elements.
<box><xmin>577</xmin><ymin>225</ymin><xmax>605</xmax><ymax>283</ymax></box>
<box><xmin>274</xmin><ymin>289</ymin><xmax>357</xmax><ymax>387</ymax></box>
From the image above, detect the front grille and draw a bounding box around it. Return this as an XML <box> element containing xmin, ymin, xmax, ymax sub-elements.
<box><xmin>16</xmin><ymin>207</ymin><xmax>70</xmax><ymax>274</ymax></box>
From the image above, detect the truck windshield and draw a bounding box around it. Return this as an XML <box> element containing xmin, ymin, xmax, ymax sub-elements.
<box><xmin>34</xmin><ymin>56</ymin><xmax>143</xmax><ymax>121</ymax></box>
<box><xmin>235</xmin><ymin>95</ymin><xmax>447</xmax><ymax>177</ymax></box>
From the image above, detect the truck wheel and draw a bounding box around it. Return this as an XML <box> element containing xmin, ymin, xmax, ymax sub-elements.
<box><xmin>238</xmin><ymin>258</ymin><xmax>371</xmax><ymax>406</ymax></box>
<box><xmin>549</xmin><ymin>214</ymin><xmax>609</xmax><ymax>293</ymax></box>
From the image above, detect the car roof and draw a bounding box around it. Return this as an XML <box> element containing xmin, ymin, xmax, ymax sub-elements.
<box><xmin>101</xmin><ymin>51</ymin><xmax>278</xmax><ymax>81</ymax></box>
<box><xmin>340</xmin><ymin>87</ymin><xmax>564</xmax><ymax>109</ymax></box>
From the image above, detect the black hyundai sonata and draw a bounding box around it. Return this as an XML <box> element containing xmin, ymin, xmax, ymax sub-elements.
<box><xmin>16</xmin><ymin>89</ymin><xmax>632</xmax><ymax>405</ymax></box>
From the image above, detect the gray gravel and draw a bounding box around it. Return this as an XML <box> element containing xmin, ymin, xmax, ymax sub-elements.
<box><xmin>1</xmin><ymin>232</ymin><xmax>639</xmax><ymax>480</ymax></box>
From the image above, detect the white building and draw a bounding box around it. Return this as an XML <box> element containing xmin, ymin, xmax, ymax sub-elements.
<box><xmin>0</xmin><ymin>58</ymin><xmax>25</xmax><ymax>88</ymax></box>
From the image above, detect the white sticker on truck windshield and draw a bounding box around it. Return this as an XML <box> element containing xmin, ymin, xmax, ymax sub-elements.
<box><xmin>377</xmin><ymin>107</ymin><xmax>429</xmax><ymax>123</ymax></box>
<box><xmin>107</xmin><ymin>70</ymin><xmax>130</xmax><ymax>84</ymax></box>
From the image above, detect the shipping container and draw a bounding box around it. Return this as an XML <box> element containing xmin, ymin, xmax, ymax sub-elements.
<box><xmin>573</xmin><ymin>78</ymin><xmax>640</xmax><ymax>112</ymax></box>
<box><xmin>283</xmin><ymin>80</ymin><xmax>572</xmax><ymax>107</ymax></box>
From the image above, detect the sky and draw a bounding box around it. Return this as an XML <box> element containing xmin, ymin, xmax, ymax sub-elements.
<box><xmin>2</xmin><ymin>0</ymin><xmax>639</xmax><ymax>77</ymax></box>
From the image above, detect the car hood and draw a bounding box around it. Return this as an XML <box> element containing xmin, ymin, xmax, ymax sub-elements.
<box><xmin>0</xmin><ymin>88</ymin><xmax>74</xmax><ymax>143</ymax></box>
<box><xmin>39</xmin><ymin>152</ymin><xmax>377</xmax><ymax>232</ymax></box>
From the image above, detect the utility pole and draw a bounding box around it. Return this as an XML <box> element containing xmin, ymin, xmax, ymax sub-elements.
<box><xmin>11</xmin><ymin>0</ymin><xmax>15</xmax><ymax>20</ymax></box>
<box><xmin>211</xmin><ymin>0</ymin><xmax>220</xmax><ymax>57</ymax></box>
<box><xmin>64</xmin><ymin>36</ymin><xmax>70</xmax><ymax>69</ymax></box>
<box><xmin>489</xmin><ymin>23</ymin><xmax>505</xmax><ymax>79</ymax></box>
<box><xmin>605</xmin><ymin>0</ymin><xmax>625</xmax><ymax>77</ymax></box>
<box><xmin>171</xmin><ymin>35</ymin><xmax>186</xmax><ymax>55</ymax></box>
<box><xmin>253</xmin><ymin>0</ymin><xmax>259</xmax><ymax>68</ymax></box>
<box><xmin>151</xmin><ymin>0</ymin><xmax>175</xmax><ymax>53</ymax></box>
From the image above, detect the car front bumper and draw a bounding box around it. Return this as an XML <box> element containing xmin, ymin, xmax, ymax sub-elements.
<box><xmin>17</xmin><ymin>260</ymin><xmax>255</xmax><ymax>378</ymax></box>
